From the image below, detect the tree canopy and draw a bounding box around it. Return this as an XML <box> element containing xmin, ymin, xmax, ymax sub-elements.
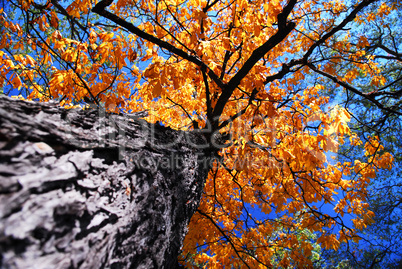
<box><xmin>0</xmin><ymin>0</ymin><xmax>399</xmax><ymax>267</ymax></box>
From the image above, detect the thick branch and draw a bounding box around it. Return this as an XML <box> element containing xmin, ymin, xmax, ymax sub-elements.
<box><xmin>264</xmin><ymin>59</ymin><xmax>303</xmax><ymax>84</ymax></box>
<box><xmin>212</xmin><ymin>0</ymin><xmax>298</xmax><ymax>122</ymax></box>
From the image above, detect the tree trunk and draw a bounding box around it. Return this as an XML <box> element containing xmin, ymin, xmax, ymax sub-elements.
<box><xmin>0</xmin><ymin>96</ymin><xmax>208</xmax><ymax>269</ymax></box>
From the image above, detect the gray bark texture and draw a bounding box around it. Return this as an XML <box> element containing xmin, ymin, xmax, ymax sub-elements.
<box><xmin>0</xmin><ymin>95</ymin><xmax>209</xmax><ymax>269</ymax></box>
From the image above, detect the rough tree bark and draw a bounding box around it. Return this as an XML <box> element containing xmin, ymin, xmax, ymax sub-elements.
<box><xmin>0</xmin><ymin>95</ymin><xmax>209</xmax><ymax>269</ymax></box>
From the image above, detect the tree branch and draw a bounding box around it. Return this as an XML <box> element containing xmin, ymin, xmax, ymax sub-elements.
<box><xmin>92</xmin><ymin>0</ymin><xmax>226</xmax><ymax>90</ymax></box>
<box><xmin>211</xmin><ymin>0</ymin><xmax>298</xmax><ymax>124</ymax></box>
<box><xmin>303</xmin><ymin>0</ymin><xmax>378</xmax><ymax>61</ymax></box>
<box><xmin>308</xmin><ymin>62</ymin><xmax>402</xmax><ymax>116</ymax></box>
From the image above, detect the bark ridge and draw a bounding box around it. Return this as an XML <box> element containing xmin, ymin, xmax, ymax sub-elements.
<box><xmin>0</xmin><ymin>96</ymin><xmax>208</xmax><ymax>269</ymax></box>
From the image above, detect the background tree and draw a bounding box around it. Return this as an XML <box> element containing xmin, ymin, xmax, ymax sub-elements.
<box><xmin>317</xmin><ymin>1</ymin><xmax>402</xmax><ymax>268</ymax></box>
<box><xmin>0</xmin><ymin>0</ymin><xmax>397</xmax><ymax>267</ymax></box>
